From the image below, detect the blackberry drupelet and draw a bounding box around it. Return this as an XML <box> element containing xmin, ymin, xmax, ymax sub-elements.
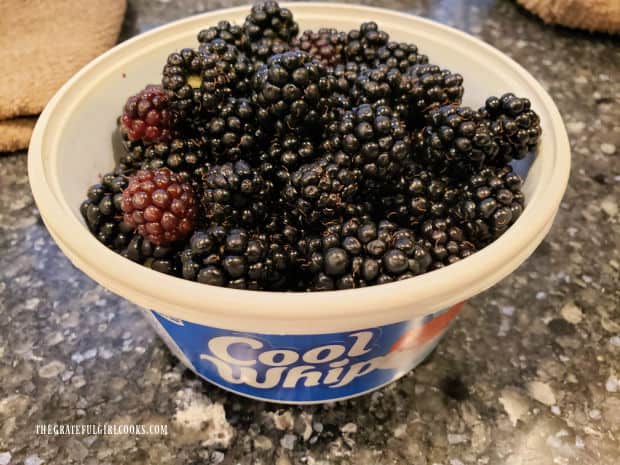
<box><xmin>121</xmin><ymin>168</ymin><xmax>196</xmax><ymax>246</ymax></box>
<box><xmin>180</xmin><ymin>225</ymin><xmax>299</xmax><ymax>290</ymax></box>
<box><xmin>202</xmin><ymin>160</ymin><xmax>273</xmax><ymax>227</ymax></box>
<box><xmin>283</xmin><ymin>156</ymin><xmax>361</xmax><ymax>226</ymax></box>
<box><xmin>243</xmin><ymin>1</ymin><xmax>299</xmax><ymax>43</ymax></box>
<box><xmin>252</xmin><ymin>51</ymin><xmax>336</xmax><ymax>134</ymax></box>
<box><xmin>197</xmin><ymin>20</ymin><xmax>248</xmax><ymax>51</ymax></box>
<box><xmin>407</xmin><ymin>63</ymin><xmax>464</xmax><ymax>122</ymax></box>
<box><xmin>80</xmin><ymin>172</ymin><xmax>133</xmax><ymax>250</ymax></box>
<box><xmin>479</xmin><ymin>93</ymin><xmax>542</xmax><ymax>164</ymax></box>
<box><xmin>344</xmin><ymin>22</ymin><xmax>389</xmax><ymax>65</ymax></box>
<box><xmin>450</xmin><ymin>165</ymin><xmax>525</xmax><ymax>247</ymax></box>
<box><xmin>201</xmin><ymin>97</ymin><xmax>258</xmax><ymax>163</ymax></box>
<box><xmin>373</xmin><ymin>41</ymin><xmax>428</xmax><ymax>71</ymax></box>
<box><xmin>292</xmin><ymin>29</ymin><xmax>347</xmax><ymax>66</ymax></box>
<box><xmin>323</xmin><ymin>103</ymin><xmax>412</xmax><ymax>180</ymax></box>
<box><xmin>416</xmin><ymin>105</ymin><xmax>497</xmax><ymax>177</ymax></box>
<box><xmin>120</xmin><ymin>85</ymin><xmax>172</xmax><ymax>144</ymax></box>
<box><xmin>418</xmin><ymin>218</ymin><xmax>476</xmax><ymax>269</ymax></box>
<box><xmin>297</xmin><ymin>218</ymin><xmax>432</xmax><ymax>290</ymax></box>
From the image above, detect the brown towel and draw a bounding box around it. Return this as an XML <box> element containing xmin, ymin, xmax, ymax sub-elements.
<box><xmin>0</xmin><ymin>0</ymin><xmax>127</xmax><ymax>152</ymax></box>
<box><xmin>517</xmin><ymin>0</ymin><xmax>620</xmax><ymax>33</ymax></box>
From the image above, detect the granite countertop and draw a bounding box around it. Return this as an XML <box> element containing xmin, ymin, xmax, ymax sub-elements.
<box><xmin>1</xmin><ymin>0</ymin><xmax>619</xmax><ymax>464</ymax></box>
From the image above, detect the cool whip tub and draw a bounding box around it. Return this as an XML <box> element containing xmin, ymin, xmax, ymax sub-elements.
<box><xmin>28</xmin><ymin>3</ymin><xmax>570</xmax><ymax>404</ymax></box>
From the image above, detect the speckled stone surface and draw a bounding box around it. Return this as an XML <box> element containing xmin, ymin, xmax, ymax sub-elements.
<box><xmin>1</xmin><ymin>1</ymin><xmax>619</xmax><ymax>464</ymax></box>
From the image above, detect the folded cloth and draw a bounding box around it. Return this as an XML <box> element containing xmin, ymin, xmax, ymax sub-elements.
<box><xmin>516</xmin><ymin>0</ymin><xmax>620</xmax><ymax>33</ymax></box>
<box><xmin>0</xmin><ymin>0</ymin><xmax>127</xmax><ymax>152</ymax></box>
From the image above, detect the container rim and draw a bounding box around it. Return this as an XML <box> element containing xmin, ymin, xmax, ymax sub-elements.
<box><xmin>28</xmin><ymin>2</ymin><xmax>571</xmax><ymax>323</ymax></box>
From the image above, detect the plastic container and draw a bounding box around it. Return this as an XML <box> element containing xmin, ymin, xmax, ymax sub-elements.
<box><xmin>28</xmin><ymin>3</ymin><xmax>570</xmax><ymax>404</ymax></box>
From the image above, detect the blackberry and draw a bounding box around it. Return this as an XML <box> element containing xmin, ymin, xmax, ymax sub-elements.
<box><xmin>450</xmin><ymin>165</ymin><xmax>525</xmax><ymax>247</ymax></box>
<box><xmin>418</xmin><ymin>218</ymin><xmax>476</xmax><ymax>269</ymax></box>
<box><xmin>247</xmin><ymin>37</ymin><xmax>291</xmax><ymax>67</ymax></box>
<box><xmin>332</xmin><ymin>61</ymin><xmax>368</xmax><ymax>99</ymax></box>
<box><xmin>344</xmin><ymin>22</ymin><xmax>389</xmax><ymax>65</ymax></box>
<box><xmin>162</xmin><ymin>43</ymin><xmax>252</xmax><ymax>120</ymax></box>
<box><xmin>118</xmin><ymin>124</ymin><xmax>207</xmax><ymax>177</ymax></box>
<box><xmin>121</xmin><ymin>168</ymin><xmax>196</xmax><ymax>246</ymax></box>
<box><xmin>292</xmin><ymin>29</ymin><xmax>346</xmax><ymax>66</ymax></box>
<box><xmin>120</xmin><ymin>85</ymin><xmax>172</xmax><ymax>144</ymax></box>
<box><xmin>373</xmin><ymin>41</ymin><xmax>428</xmax><ymax>71</ymax></box>
<box><xmin>197</xmin><ymin>20</ymin><xmax>248</xmax><ymax>51</ymax></box>
<box><xmin>201</xmin><ymin>160</ymin><xmax>273</xmax><ymax>227</ymax></box>
<box><xmin>479</xmin><ymin>93</ymin><xmax>542</xmax><ymax>164</ymax></box>
<box><xmin>407</xmin><ymin>64</ymin><xmax>464</xmax><ymax>116</ymax></box>
<box><xmin>80</xmin><ymin>172</ymin><xmax>133</xmax><ymax>250</ymax></box>
<box><xmin>283</xmin><ymin>157</ymin><xmax>361</xmax><ymax>226</ymax></box>
<box><xmin>263</xmin><ymin>132</ymin><xmax>317</xmax><ymax>170</ymax></box>
<box><xmin>416</xmin><ymin>105</ymin><xmax>497</xmax><ymax>177</ymax></box>
<box><xmin>376</xmin><ymin>167</ymin><xmax>460</xmax><ymax>226</ymax></box>
<box><xmin>323</xmin><ymin>103</ymin><xmax>412</xmax><ymax>180</ymax></box>
<box><xmin>252</xmin><ymin>51</ymin><xmax>336</xmax><ymax>134</ymax></box>
<box><xmin>124</xmin><ymin>234</ymin><xmax>181</xmax><ymax>275</ymax></box>
<box><xmin>351</xmin><ymin>65</ymin><xmax>412</xmax><ymax>116</ymax></box>
<box><xmin>243</xmin><ymin>1</ymin><xmax>299</xmax><ymax>43</ymax></box>
<box><xmin>180</xmin><ymin>226</ymin><xmax>299</xmax><ymax>290</ymax></box>
<box><xmin>200</xmin><ymin>97</ymin><xmax>258</xmax><ymax>163</ymax></box>
<box><xmin>297</xmin><ymin>218</ymin><xmax>432</xmax><ymax>290</ymax></box>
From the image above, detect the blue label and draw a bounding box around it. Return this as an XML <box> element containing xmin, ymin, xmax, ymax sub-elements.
<box><xmin>150</xmin><ymin>303</ymin><xmax>463</xmax><ymax>403</ymax></box>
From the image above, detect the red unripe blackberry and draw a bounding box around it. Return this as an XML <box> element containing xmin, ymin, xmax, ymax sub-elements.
<box><xmin>120</xmin><ymin>85</ymin><xmax>172</xmax><ymax>144</ymax></box>
<box><xmin>121</xmin><ymin>168</ymin><xmax>196</xmax><ymax>246</ymax></box>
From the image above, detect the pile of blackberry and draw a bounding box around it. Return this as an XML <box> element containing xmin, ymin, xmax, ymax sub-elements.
<box><xmin>81</xmin><ymin>2</ymin><xmax>541</xmax><ymax>292</ymax></box>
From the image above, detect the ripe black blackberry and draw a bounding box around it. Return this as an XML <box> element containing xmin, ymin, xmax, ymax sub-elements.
<box><xmin>197</xmin><ymin>20</ymin><xmax>248</xmax><ymax>51</ymax></box>
<box><xmin>407</xmin><ymin>63</ymin><xmax>464</xmax><ymax>123</ymax></box>
<box><xmin>162</xmin><ymin>42</ymin><xmax>252</xmax><ymax>120</ymax></box>
<box><xmin>200</xmin><ymin>97</ymin><xmax>258</xmax><ymax>163</ymax></box>
<box><xmin>344</xmin><ymin>22</ymin><xmax>389</xmax><ymax>65</ymax></box>
<box><xmin>243</xmin><ymin>1</ymin><xmax>299</xmax><ymax>43</ymax></box>
<box><xmin>202</xmin><ymin>160</ymin><xmax>273</xmax><ymax>227</ymax></box>
<box><xmin>247</xmin><ymin>37</ymin><xmax>291</xmax><ymax>67</ymax></box>
<box><xmin>416</xmin><ymin>105</ymin><xmax>498</xmax><ymax>177</ymax></box>
<box><xmin>292</xmin><ymin>29</ymin><xmax>346</xmax><ymax>66</ymax></box>
<box><xmin>297</xmin><ymin>218</ymin><xmax>432</xmax><ymax>290</ymax></box>
<box><xmin>80</xmin><ymin>172</ymin><xmax>133</xmax><ymax>250</ymax></box>
<box><xmin>373</xmin><ymin>41</ymin><xmax>428</xmax><ymax>71</ymax></box>
<box><xmin>180</xmin><ymin>226</ymin><xmax>299</xmax><ymax>290</ymax></box>
<box><xmin>118</xmin><ymin>125</ymin><xmax>207</xmax><ymax>178</ymax></box>
<box><xmin>351</xmin><ymin>65</ymin><xmax>412</xmax><ymax>116</ymax></box>
<box><xmin>323</xmin><ymin>103</ymin><xmax>412</xmax><ymax>180</ymax></box>
<box><xmin>375</xmin><ymin>167</ymin><xmax>461</xmax><ymax>226</ymax></box>
<box><xmin>331</xmin><ymin>61</ymin><xmax>368</xmax><ymax>101</ymax></box>
<box><xmin>450</xmin><ymin>165</ymin><xmax>525</xmax><ymax>247</ymax></box>
<box><xmin>262</xmin><ymin>132</ymin><xmax>317</xmax><ymax>170</ymax></box>
<box><xmin>124</xmin><ymin>235</ymin><xmax>181</xmax><ymax>276</ymax></box>
<box><xmin>252</xmin><ymin>51</ymin><xmax>336</xmax><ymax>134</ymax></box>
<box><xmin>479</xmin><ymin>93</ymin><xmax>542</xmax><ymax>164</ymax></box>
<box><xmin>283</xmin><ymin>157</ymin><xmax>361</xmax><ymax>227</ymax></box>
<box><xmin>418</xmin><ymin>218</ymin><xmax>476</xmax><ymax>269</ymax></box>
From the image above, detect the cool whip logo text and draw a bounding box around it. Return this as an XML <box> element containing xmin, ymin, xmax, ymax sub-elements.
<box><xmin>199</xmin><ymin>331</ymin><xmax>418</xmax><ymax>389</ymax></box>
